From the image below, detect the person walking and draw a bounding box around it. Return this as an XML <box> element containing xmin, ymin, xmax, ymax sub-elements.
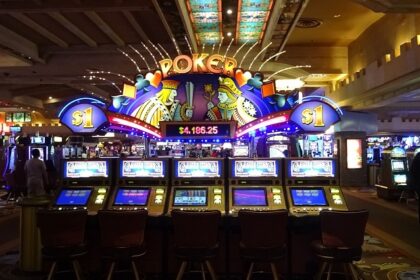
<box><xmin>24</xmin><ymin>149</ymin><xmax>48</xmax><ymax>197</ymax></box>
<box><xmin>408</xmin><ymin>152</ymin><xmax>420</xmax><ymax>224</ymax></box>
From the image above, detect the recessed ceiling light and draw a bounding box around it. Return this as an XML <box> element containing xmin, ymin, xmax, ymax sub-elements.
<box><xmin>49</xmin><ymin>96</ymin><xmax>53</xmax><ymax>100</ymax></box>
<box><xmin>227</xmin><ymin>32</ymin><xmax>232</xmax><ymax>37</ymax></box>
<box><xmin>227</xmin><ymin>9</ymin><xmax>233</xmax><ymax>15</ymax></box>
<box><xmin>333</xmin><ymin>14</ymin><xmax>341</xmax><ymax>18</ymax></box>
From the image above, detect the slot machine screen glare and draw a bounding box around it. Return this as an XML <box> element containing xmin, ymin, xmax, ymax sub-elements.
<box><xmin>173</xmin><ymin>189</ymin><xmax>207</xmax><ymax>206</ymax></box>
<box><xmin>391</xmin><ymin>160</ymin><xmax>405</xmax><ymax>171</ymax></box>
<box><xmin>65</xmin><ymin>161</ymin><xmax>108</xmax><ymax>178</ymax></box>
<box><xmin>120</xmin><ymin>160</ymin><xmax>164</xmax><ymax>178</ymax></box>
<box><xmin>175</xmin><ymin>160</ymin><xmax>221</xmax><ymax>178</ymax></box>
<box><xmin>114</xmin><ymin>188</ymin><xmax>150</xmax><ymax>206</ymax></box>
<box><xmin>393</xmin><ymin>174</ymin><xmax>407</xmax><ymax>185</ymax></box>
<box><xmin>233</xmin><ymin>188</ymin><xmax>268</xmax><ymax>206</ymax></box>
<box><xmin>56</xmin><ymin>189</ymin><xmax>92</xmax><ymax>206</ymax></box>
<box><xmin>290</xmin><ymin>188</ymin><xmax>328</xmax><ymax>206</ymax></box>
<box><xmin>289</xmin><ymin>160</ymin><xmax>334</xmax><ymax>177</ymax></box>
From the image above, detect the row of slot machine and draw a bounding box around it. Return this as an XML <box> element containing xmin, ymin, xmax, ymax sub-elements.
<box><xmin>52</xmin><ymin>157</ymin><xmax>347</xmax><ymax>216</ymax></box>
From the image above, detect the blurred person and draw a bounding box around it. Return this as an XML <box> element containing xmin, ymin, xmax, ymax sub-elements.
<box><xmin>24</xmin><ymin>149</ymin><xmax>48</xmax><ymax>197</ymax></box>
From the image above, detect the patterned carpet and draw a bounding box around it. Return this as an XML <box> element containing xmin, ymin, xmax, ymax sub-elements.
<box><xmin>356</xmin><ymin>235</ymin><xmax>420</xmax><ymax>280</ymax></box>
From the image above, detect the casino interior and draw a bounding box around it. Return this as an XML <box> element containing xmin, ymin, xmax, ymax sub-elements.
<box><xmin>0</xmin><ymin>0</ymin><xmax>419</xmax><ymax>279</ymax></box>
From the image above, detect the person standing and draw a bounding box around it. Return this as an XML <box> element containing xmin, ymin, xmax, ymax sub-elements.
<box><xmin>24</xmin><ymin>149</ymin><xmax>48</xmax><ymax>197</ymax></box>
<box><xmin>408</xmin><ymin>152</ymin><xmax>420</xmax><ymax>224</ymax></box>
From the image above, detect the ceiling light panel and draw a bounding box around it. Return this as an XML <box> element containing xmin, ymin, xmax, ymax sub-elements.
<box><xmin>237</xmin><ymin>0</ymin><xmax>273</xmax><ymax>43</ymax></box>
<box><xmin>187</xmin><ymin>0</ymin><xmax>222</xmax><ymax>45</ymax></box>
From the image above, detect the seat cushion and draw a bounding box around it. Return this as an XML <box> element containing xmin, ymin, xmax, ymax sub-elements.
<box><xmin>43</xmin><ymin>245</ymin><xmax>87</xmax><ymax>259</ymax></box>
<box><xmin>312</xmin><ymin>240</ymin><xmax>362</xmax><ymax>262</ymax></box>
<box><xmin>240</xmin><ymin>243</ymin><xmax>286</xmax><ymax>262</ymax></box>
<box><xmin>175</xmin><ymin>244</ymin><xmax>219</xmax><ymax>261</ymax></box>
<box><xmin>102</xmin><ymin>245</ymin><xmax>146</xmax><ymax>260</ymax></box>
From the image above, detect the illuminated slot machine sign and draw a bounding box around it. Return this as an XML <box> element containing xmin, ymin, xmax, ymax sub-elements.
<box><xmin>64</xmin><ymin>160</ymin><xmax>108</xmax><ymax>178</ymax></box>
<box><xmin>175</xmin><ymin>160</ymin><xmax>221</xmax><ymax>178</ymax></box>
<box><xmin>391</xmin><ymin>160</ymin><xmax>405</xmax><ymax>172</ymax></box>
<box><xmin>120</xmin><ymin>160</ymin><xmax>165</xmax><ymax>178</ymax></box>
<box><xmin>232</xmin><ymin>160</ymin><xmax>278</xmax><ymax>178</ymax></box>
<box><xmin>289</xmin><ymin>159</ymin><xmax>335</xmax><ymax>178</ymax></box>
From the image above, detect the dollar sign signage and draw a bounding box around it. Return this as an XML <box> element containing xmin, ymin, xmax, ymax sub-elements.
<box><xmin>290</xmin><ymin>101</ymin><xmax>340</xmax><ymax>132</ymax></box>
<box><xmin>60</xmin><ymin>103</ymin><xmax>108</xmax><ymax>133</ymax></box>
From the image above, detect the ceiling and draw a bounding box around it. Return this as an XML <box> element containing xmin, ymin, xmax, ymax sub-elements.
<box><xmin>0</xmin><ymin>0</ymin><xmax>418</xmax><ymax>122</ymax></box>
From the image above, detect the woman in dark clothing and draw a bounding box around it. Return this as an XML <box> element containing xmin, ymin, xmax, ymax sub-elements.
<box><xmin>408</xmin><ymin>152</ymin><xmax>420</xmax><ymax>224</ymax></box>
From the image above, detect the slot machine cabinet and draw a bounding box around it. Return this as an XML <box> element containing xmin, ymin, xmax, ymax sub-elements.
<box><xmin>377</xmin><ymin>147</ymin><xmax>409</xmax><ymax>199</ymax></box>
<box><xmin>284</xmin><ymin>158</ymin><xmax>347</xmax><ymax>216</ymax></box>
<box><xmin>168</xmin><ymin>159</ymin><xmax>225</xmax><ymax>214</ymax></box>
<box><xmin>107</xmin><ymin>159</ymin><xmax>168</xmax><ymax>216</ymax></box>
<box><xmin>228</xmin><ymin>158</ymin><xmax>287</xmax><ymax>215</ymax></box>
<box><xmin>54</xmin><ymin>159</ymin><xmax>112</xmax><ymax>214</ymax></box>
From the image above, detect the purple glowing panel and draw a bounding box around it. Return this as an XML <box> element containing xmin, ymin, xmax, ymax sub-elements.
<box><xmin>114</xmin><ymin>188</ymin><xmax>150</xmax><ymax>206</ymax></box>
<box><xmin>233</xmin><ymin>188</ymin><xmax>268</xmax><ymax>206</ymax></box>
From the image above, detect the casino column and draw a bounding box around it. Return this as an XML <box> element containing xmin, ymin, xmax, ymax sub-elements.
<box><xmin>18</xmin><ymin>196</ymin><xmax>51</xmax><ymax>272</ymax></box>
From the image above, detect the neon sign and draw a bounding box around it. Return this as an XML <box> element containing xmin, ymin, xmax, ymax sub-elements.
<box><xmin>159</xmin><ymin>54</ymin><xmax>237</xmax><ymax>78</ymax></box>
<box><xmin>290</xmin><ymin>101</ymin><xmax>340</xmax><ymax>132</ymax></box>
<box><xmin>60</xmin><ymin>103</ymin><xmax>108</xmax><ymax>133</ymax></box>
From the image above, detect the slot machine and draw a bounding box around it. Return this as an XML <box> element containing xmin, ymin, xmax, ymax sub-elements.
<box><xmin>107</xmin><ymin>158</ymin><xmax>168</xmax><ymax>216</ymax></box>
<box><xmin>284</xmin><ymin>158</ymin><xmax>347</xmax><ymax>216</ymax></box>
<box><xmin>227</xmin><ymin>158</ymin><xmax>287</xmax><ymax>215</ymax></box>
<box><xmin>168</xmin><ymin>158</ymin><xmax>225</xmax><ymax>214</ymax></box>
<box><xmin>377</xmin><ymin>147</ymin><xmax>409</xmax><ymax>199</ymax></box>
<box><xmin>28</xmin><ymin>136</ymin><xmax>50</xmax><ymax>161</ymax></box>
<box><xmin>53</xmin><ymin>159</ymin><xmax>112</xmax><ymax>214</ymax></box>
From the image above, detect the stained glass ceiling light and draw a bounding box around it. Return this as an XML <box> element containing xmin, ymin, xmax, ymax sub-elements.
<box><xmin>187</xmin><ymin>0</ymin><xmax>222</xmax><ymax>45</ymax></box>
<box><xmin>237</xmin><ymin>0</ymin><xmax>273</xmax><ymax>43</ymax></box>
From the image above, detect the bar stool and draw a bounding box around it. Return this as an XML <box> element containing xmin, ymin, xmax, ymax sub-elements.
<box><xmin>98</xmin><ymin>209</ymin><xmax>148</xmax><ymax>280</ymax></box>
<box><xmin>312</xmin><ymin>209</ymin><xmax>369</xmax><ymax>280</ymax></box>
<box><xmin>238</xmin><ymin>209</ymin><xmax>288</xmax><ymax>280</ymax></box>
<box><xmin>171</xmin><ymin>210</ymin><xmax>221</xmax><ymax>280</ymax></box>
<box><xmin>37</xmin><ymin>209</ymin><xmax>88</xmax><ymax>280</ymax></box>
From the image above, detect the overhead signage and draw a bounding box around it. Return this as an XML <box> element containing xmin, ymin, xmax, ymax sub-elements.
<box><xmin>161</xmin><ymin>121</ymin><xmax>235</xmax><ymax>139</ymax></box>
<box><xmin>289</xmin><ymin>101</ymin><xmax>340</xmax><ymax>132</ymax></box>
<box><xmin>60</xmin><ymin>103</ymin><xmax>108</xmax><ymax>134</ymax></box>
<box><xmin>159</xmin><ymin>54</ymin><xmax>237</xmax><ymax>78</ymax></box>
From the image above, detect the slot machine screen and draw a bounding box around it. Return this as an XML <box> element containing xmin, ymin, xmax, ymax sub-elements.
<box><xmin>233</xmin><ymin>146</ymin><xmax>249</xmax><ymax>157</ymax></box>
<box><xmin>289</xmin><ymin>160</ymin><xmax>335</xmax><ymax>178</ymax></box>
<box><xmin>391</xmin><ymin>160</ymin><xmax>405</xmax><ymax>171</ymax></box>
<box><xmin>173</xmin><ymin>189</ymin><xmax>207</xmax><ymax>206</ymax></box>
<box><xmin>233</xmin><ymin>188</ymin><xmax>268</xmax><ymax>206</ymax></box>
<box><xmin>290</xmin><ymin>188</ymin><xmax>328</xmax><ymax>206</ymax></box>
<box><xmin>56</xmin><ymin>188</ymin><xmax>92</xmax><ymax>206</ymax></box>
<box><xmin>232</xmin><ymin>160</ymin><xmax>278</xmax><ymax>178</ymax></box>
<box><xmin>393</xmin><ymin>174</ymin><xmax>407</xmax><ymax>185</ymax></box>
<box><xmin>30</xmin><ymin>147</ymin><xmax>45</xmax><ymax>161</ymax></box>
<box><xmin>120</xmin><ymin>160</ymin><xmax>165</xmax><ymax>178</ymax></box>
<box><xmin>64</xmin><ymin>160</ymin><xmax>108</xmax><ymax>178</ymax></box>
<box><xmin>175</xmin><ymin>160</ymin><xmax>221</xmax><ymax>178</ymax></box>
<box><xmin>113</xmin><ymin>188</ymin><xmax>150</xmax><ymax>206</ymax></box>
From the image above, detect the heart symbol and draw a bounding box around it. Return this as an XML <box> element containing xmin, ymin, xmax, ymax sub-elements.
<box><xmin>145</xmin><ymin>70</ymin><xmax>162</xmax><ymax>88</ymax></box>
<box><xmin>235</xmin><ymin>69</ymin><xmax>252</xmax><ymax>87</ymax></box>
